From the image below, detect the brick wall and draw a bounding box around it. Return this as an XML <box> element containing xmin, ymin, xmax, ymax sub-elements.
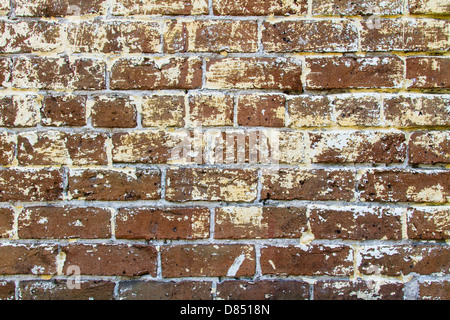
<box><xmin>0</xmin><ymin>0</ymin><xmax>449</xmax><ymax>300</ymax></box>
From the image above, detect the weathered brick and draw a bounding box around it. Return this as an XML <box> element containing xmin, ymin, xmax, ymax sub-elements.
<box><xmin>0</xmin><ymin>207</ymin><xmax>14</xmax><ymax>238</ymax></box>
<box><xmin>0</xmin><ymin>244</ymin><xmax>58</xmax><ymax>275</ymax></box>
<box><xmin>409</xmin><ymin>131</ymin><xmax>450</xmax><ymax>164</ymax></box>
<box><xmin>141</xmin><ymin>95</ymin><xmax>185</xmax><ymax>127</ymax></box>
<box><xmin>0</xmin><ymin>0</ymin><xmax>9</xmax><ymax>13</ymax></box>
<box><xmin>418</xmin><ymin>281</ymin><xmax>450</xmax><ymax>300</ymax></box>
<box><xmin>407</xmin><ymin>57</ymin><xmax>450</xmax><ymax>88</ymax></box>
<box><xmin>0</xmin><ymin>57</ymin><xmax>11</xmax><ymax>86</ymax></box>
<box><xmin>41</xmin><ymin>95</ymin><xmax>86</xmax><ymax>127</ymax></box>
<box><xmin>334</xmin><ymin>94</ymin><xmax>381</xmax><ymax>126</ymax></box>
<box><xmin>262</xmin><ymin>20</ymin><xmax>358</xmax><ymax>52</ymax></box>
<box><xmin>216</xmin><ymin>280</ymin><xmax>310</xmax><ymax>300</ymax></box>
<box><xmin>407</xmin><ymin>207</ymin><xmax>450</xmax><ymax>240</ymax></box>
<box><xmin>68</xmin><ymin>169</ymin><xmax>161</xmax><ymax>201</ymax></box>
<box><xmin>110</xmin><ymin>57</ymin><xmax>202</xmax><ymax>90</ymax></box>
<box><xmin>309</xmin><ymin>206</ymin><xmax>403</xmax><ymax>240</ymax></box>
<box><xmin>0</xmin><ymin>281</ymin><xmax>15</xmax><ymax>300</ymax></box>
<box><xmin>308</xmin><ymin>131</ymin><xmax>407</xmax><ymax>163</ymax></box>
<box><xmin>18</xmin><ymin>206</ymin><xmax>111</xmax><ymax>239</ymax></box>
<box><xmin>205</xmin><ymin>58</ymin><xmax>302</xmax><ymax>90</ymax></box>
<box><xmin>409</xmin><ymin>0</ymin><xmax>450</xmax><ymax>14</ymax></box>
<box><xmin>90</xmin><ymin>96</ymin><xmax>137</xmax><ymax>128</ymax></box>
<box><xmin>237</xmin><ymin>94</ymin><xmax>285</xmax><ymax>127</ymax></box>
<box><xmin>19</xmin><ymin>280</ymin><xmax>115</xmax><ymax>300</ymax></box>
<box><xmin>0</xmin><ymin>132</ymin><xmax>15</xmax><ymax>165</ymax></box>
<box><xmin>312</xmin><ymin>0</ymin><xmax>403</xmax><ymax>15</ymax></box>
<box><xmin>189</xmin><ymin>93</ymin><xmax>234</xmax><ymax>126</ymax></box>
<box><xmin>118</xmin><ymin>281</ymin><xmax>213</xmax><ymax>300</ymax></box>
<box><xmin>261</xmin><ymin>169</ymin><xmax>356</xmax><ymax>201</ymax></box>
<box><xmin>359</xmin><ymin>245</ymin><xmax>450</xmax><ymax>276</ymax></box>
<box><xmin>165</xmin><ymin>20</ymin><xmax>258</xmax><ymax>53</ymax></box>
<box><xmin>112</xmin><ymin>130</ymin><xmax>203</xmax><ymax>164</ymax></box>
<box><xmin>360</xmin><ymin>19</ymin><xmax>404</xmax><ymax>52</ymax></box>
<box><xmin>314</xmin><ymin>280</ymin><xmax>404</xmax><ymax>300</ymax></box>
<box><xmin>68</xmin><ymin>21</ymin><xmax>161</xmax><ymax>53</ymax></box>
<box><xmin>0</xmin><ymin>96</ymin><xmax>40</xmax><ymax>127</ymax></box>
<box><xmin>305</xmin><ymin>56</ymin><xmax>404</xmax><ymax>89</ymax></box>
<box><xmin>359</xmin><ymin>169</ymin><xmax>450</xmax><ymax>203</ymax></box>
<box><xmin>0</xmin><ymin>168</ymin><xmax>63</xmax><ymax>202</ymax></box>
<box><xmin>384</xmin><ymin>94</ymin><xmax>450</xmax><ymax>127</ymax></box>
<box><xmin>161</xmin><ymin>244</ymin><xmax>255</xmax><ymax>277</ymax></box>
<box><xmin>15</xmin><ymin>0</ymin><xmax>107</xmax><ymax>16</ymax></box>
<box><xmin>260</xmin><ymin>245</ymin><xmax>353</xmax><ymax>276</ymax></box>
<box><xmin>18</xmin><ymin>131</ymin><xmax>107</xmax><ymax>165</ymax></box>
<box><xmin>166</xmin><ymin>168</ymin><xmax>258</xmax><ymax>202</ymax></box>
<box><xmin>213</xmin><ymin>0</ymin><xmax>306</xmax><ymax>15</ymax></box>
<box><xmin>287</xmin><ymin>95</ymin><xmax>333</xmax><ymax>128</ymax></box>
<box><xmin>13</xmin><ymin>57</ymin><xmax>106</xmax><ymax>90</ymax></box>
<box><xmin>113</xmin><ymin>0</ymin><xmax>209</xmax><ymax>15</ymax></box>
<box><xmin>62</xmin><ymin>244</ymin><xmax>157</xmax><ymax>276</ymax></box>
<box><xmin>215</xmin><ymin>206</ymin><xmax>308</xmax><ymax>239</ymax></box>
<box><xmin>0</xmin><ymin>21</ymin><xmax>61</xmax><ymax>53</ymax></box>
<box><xmin>115</xmin><ymin>207</ymin><xmax>209</xmax><ymax>240</ymax></box>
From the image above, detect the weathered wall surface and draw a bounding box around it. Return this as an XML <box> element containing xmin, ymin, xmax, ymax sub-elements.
<box><xmin>0</xmin><ymin>0</ymin><xmax>449</xmax><ymax>300</ymax></box>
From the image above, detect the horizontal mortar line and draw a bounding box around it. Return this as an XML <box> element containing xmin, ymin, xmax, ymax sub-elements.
<box><xmin>0</xmin><ymin>238</ymin><xmax>447</xmax><ymax>247</ymax></box>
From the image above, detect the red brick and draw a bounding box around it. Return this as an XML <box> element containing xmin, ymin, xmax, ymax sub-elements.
<box><xmin>262</xmin><ymin>20</ymin><xmax>358</xmax><ymax>52</ymax></box>
<box><xmin>41</xmin><ymin>95</ymin><xmax>87</xmax><ymax>127</ymax></box>
<box><xmin>18</xmin><ymin>131</ymin><xmax>107</xmax><ymax>166</ymax></box>
<box><xmin>213</xmin><ymin>0</ymin><xmax>307</xmax><ymax>15</ymax></box>
<box><xmin>309</xmin><ymin>206</ymin><xmax>403</xmax><ymax>240</ymax></box>
<box><xmin>113</xmin><ymin>0</ymin><xmax>209</xmax><ymax>15</ymax></box>
<box><xmin>110</xmin><ymin>57</ymin><xmax>202</xmax><ymax>90</ymax></box>
<box><xmin>360</xmin><ymin>19</ymin><xmax>404</xmax><ymax>52</ymax></box>
<box><xmin>68</xmin><ymin>21</ymin><xmax>161</xmax><ymax>53</ymax></box>
<box><xmin>141</xmin><ymin>95</ymin><xmax>185</xmax><ymax>127</ymax></box>
<box><xmin>166</xmin><ymin>168</ymin><xmax>258</xmax><ymax>202</ymax></box>
<box><xmin>312</xmin><ymin>0</ymin><xmax>403</xmax><ymax>15</ymax></box>
<box><xmin>0</xmin><ymin>207</ymin><xmax>14</xmax><ymax>238</ymax></box>
<box><xmin>261</xmin><ymin>169</ymin><xmax>356</xmax><ymax>201</ymax></box>
<box><xmin>0</xmin><ymin>244</ymin><xmax>58</xmax><ymax>275</ymax></box>
<box><xmin>62</xmin><ymin>244</ymin><xmax>157</xmax><ymax>276</ymax></box>
<box><xmin>409</xmin><ymin>0</ymin><xmax>450</xmax><ymax>14</ymax></box>
<box><xmin>409</xmin><ymin>131</ymin><xmax>450</xmax><ymax>164</ymax></box>
<box><xmin>0</xmin><ymin>95</ymin><xmax>40</xmax><ymax>127</ymax></box>
<box><xmin>314</xmin><ymin>280</ymin><xmax>404</xmax><ymax>300</ymax></box>
<box><xmin>68</xmin><ymin>169</ymin><xmax>161</xmax><ymax>201</ymax></box>
<box><xmin>0</xmin><ymin>132</ymin><xmax>15</xmax><ymax>165</ymax></box>
<box><xmin>260</xmin><ymin>245</ymin><xmax>353</xmax><ymax>276</ymax></box>
<box><xmin>13</xmin><ymin>57</ymin><xmax>106</xmax><ymax>90</ymax></box>
<box><xmin>407</xmin><ymin>207</ymin><xmax>450</xmax><ymax>240</ymax></box>
<box><xmin>237</xmin><ymin>94</ymin><xmax>285</xmax><ymax>127</ymax></box>
<box><xmin>0</xmin><ymin>21</ymin><xmax>61</xmax><ymax>53</ymax></box>
<box><xmin>161</xmin><ymin>244</ymin><xmax>255</xmax><ymax>277</ymax></box>
<box><xmin>384</xmin><ymin>94</ymin><xmax>450</xmax><ymax>127</ymax></box>
<box><xmin>90</xmin><ymin>96</ymin><xmax>137</xmax><ymax>128</ymax></box>
<box><xmin>305</xmin><ymin>56</ymin><xmax>404</xmax><ymax>89</ymax></box>
<box><xmin>165</xmin><ymin>20</ymin><xmax>258</xmax><ymax>53</ymax></box>
<box><xmin>407</xmin><ymin>57</ymin><xmax>450</xmax><ymax>88</ymax></box>
<box><xmin>15</xmin><ymin>0</ymin><xmax>107</xmax><ymax>16</ymax></box>
<box><xmin>205</xmin><ymin>57</ymin><xmax>302</xmax><ymax>90</ymax></box>
<box><xmin>215</xmin><ymin>206</ymin><xmax>308</xmax><ymax>239</ymax></box>
<box><xmin>0</xmin><ymin>57</ymin><xmax>11</xmax><ymax>86</ymax></box>
<box><xmin>115</xmin><ymin>207</ymin><xmax>209</xmax><ymax>240</ymax></box>
<box><xmin>334</xmin><ymin>94</ymin><xmax>381</xmax><ymax>127</ymax></box>
<box><xmin>359</xmin><ymin>169</ymin><xmax>450</xmax><ymax>203</ymax></box>
<box><xmin>287</xmin><ymin>95</ymin><xmax>333</xmax><ymax>127</ymax></box>
<box><xmin>418</xmin><ymin>281</ymin><xmax>450</xmax><ymax>300</ymax></box>
<box><xmin>359</xmin><ymin>245</ymin><xmax>450</xmax><ymax>276</ymax></box>
<box><xmin>308</xmin><ymin>131</ymin><xmax>406</xmax><ymax>163</ymax></box>
<box><xmin>0</xmin><ymin>168</ymin><xmax>63</xmax><ymax>202</ymax></box>
<box><xmin>0</xmin><ymin>281</ymin><xmax>15</xmax><ymax>300</ymax></box>
<box><xmin>216</xmin><ymin>280</ymin><xmax>310</xmax><ymax>300</ymax></box>
<box><xmin>18</xmin><ymin>206</ymin><xmax>111</xmax><ymax>239</ymax></box>
<box><xmin>189</xmin><ymin>93</ymin><xmax>234</xmax><ymax>126</ymax></box>
<box><xmin>118</xmin><ymin>281</ymin><xmax>213</xmax><ymax>300</ymax></box>
<box><xmin>19</xmin><ymin>280</ymin><xmax>115</xmax><ymax>300</ymax></box>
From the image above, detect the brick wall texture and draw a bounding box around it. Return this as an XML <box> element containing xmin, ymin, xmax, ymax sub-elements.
<box><xmin>0</xmin><ymin>0</ymin><xmax>449</xmax><ymax>301</ymax></box>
